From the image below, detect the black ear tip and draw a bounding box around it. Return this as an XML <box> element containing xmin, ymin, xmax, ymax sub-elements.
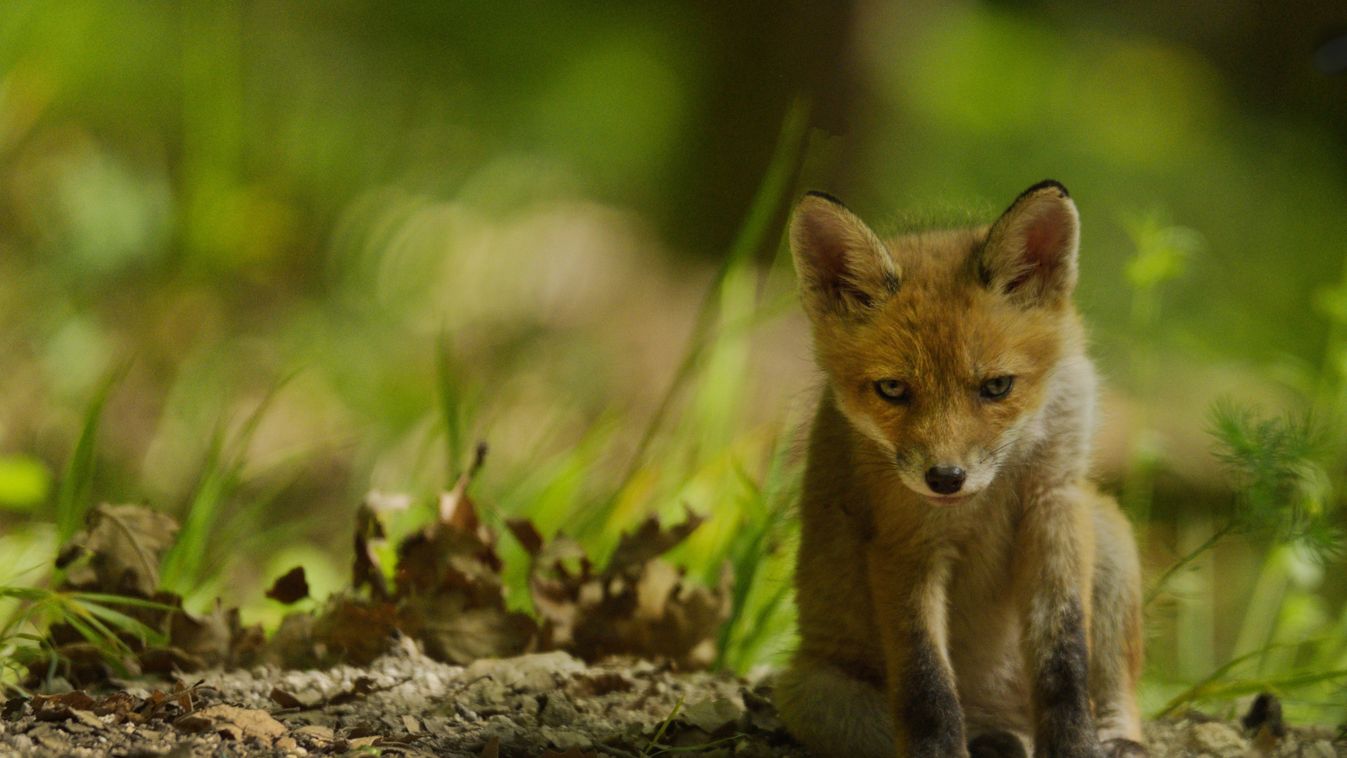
<box><xmin>803</xmin><ymin>190</ymin><xmax>848</xmax><ymax>208</ymax></box>
<box><xmin>1019</xmin><ymin>179</ymin><xmax>1070</xmax><ymax>200</ymax></box>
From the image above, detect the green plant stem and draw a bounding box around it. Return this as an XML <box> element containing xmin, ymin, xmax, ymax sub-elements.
<box><xmin>1145</xmin><ymin>521</ymin><xmax>1235</xmax><ymax>607</ymax></box>
<box><xmin>641</xmin><ymin>694</ymin><xmax>685</xmax><ymax>758</ymax></box>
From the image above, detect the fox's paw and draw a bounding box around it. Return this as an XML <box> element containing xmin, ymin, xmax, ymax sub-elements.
<box><xmin>1101</xmin><ymin>738</ymin><xmax>1147</xmax><ymax>757</ymax></box>
<box><xmin>968</xmin><ymin>731</ymin><xmax>1027</xmax><ymax>758</ymax></box>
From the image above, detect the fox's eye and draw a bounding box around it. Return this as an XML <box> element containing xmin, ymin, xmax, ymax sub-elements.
<box><xmin>874</xmin><ymin>379</ymin><xmax>910</xmax><ymax>404</ymax></box>
<box><xmin>980</xmin><ymin>375</ymin><xmax>1015</xmax><ymax>400</ymax></box>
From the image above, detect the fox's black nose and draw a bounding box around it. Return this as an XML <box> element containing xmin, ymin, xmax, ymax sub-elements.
<box><xmin>925</xmin><ymin>465</ymin><xmax>966</xmax><ymax>495</ymax></box>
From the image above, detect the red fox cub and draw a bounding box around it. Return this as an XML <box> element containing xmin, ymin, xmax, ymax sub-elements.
<box><xmin>775</xmin><ymin>182</ymin><xmax>1145</xmax><ymax>758</ymax></box>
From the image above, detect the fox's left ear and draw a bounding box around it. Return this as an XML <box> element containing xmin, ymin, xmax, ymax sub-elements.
<box><xmin>978</xmin><ymin>180</ymin><xmax>1079</xmax><ymax>307</ymax></box>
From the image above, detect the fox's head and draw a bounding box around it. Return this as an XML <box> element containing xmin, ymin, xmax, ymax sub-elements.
<box><xmin>791</xmin><ymin>181</ymin><xmax>1086</xmax><ymax>504</ymax></box>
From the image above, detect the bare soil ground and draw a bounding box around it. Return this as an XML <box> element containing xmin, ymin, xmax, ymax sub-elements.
<box><xmin>1</xmin><ymin>645</ymin><xmax>1343</xmax><ymax>757</ymax></box>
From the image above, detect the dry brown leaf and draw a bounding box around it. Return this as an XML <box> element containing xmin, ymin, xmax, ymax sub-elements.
<box><xmin>397</xmin><ymin>445</ymin><xmax>501</xmax><ymax>602</ymax></box>
<box><xmin>525</xmin><ymin>531</ymin><xmax>593</xmax><ymax>651</ymax></box>
<box><xmin>326</xmin><ymin>675</ymin><xmax>379</xmax><ymax>705</ymax></box>
<box><xmin>478</xmin><ymin>735</ymin><xmax>501</xmax><ymax>758</ymax></box>
<box><xmin>30</xmin><ymin>690</ymin><xmax>99</xmax><ymax>723</ymax></box>
<box><xmin>523</xmin><ymin>508</ymin><xmax>728</xmax><ymax>668</ymax></box>
<box><xmin>398</xmin><ymin>595</ymin><xmax>535</xmax><ymax>664</ymax></box>
<box><xmin>265</xmin><ymin>566</ymin><xmax>310</xmax><ymax>604</ymax></box>
<box><xmin>438</xmin><ymin>486</ymin><xmax>484</xmax><ymax>536</ymax></box>
<box><xmin>67</xmin><ymin>708</ymin><xmax>106</xmax><ymax>730</ymax></box>
<box><xmin>505</xmin><ymin>518</ymin><xmax>543</xmax><ymax>555</ymax></box>
<box><xmin>166</xmin><ymin>600</ymin><xmax>232</xmax><ymax>666</ymax></box>
<box><xmin>439</xmin><ymin>442</ymin><xmax>489</xmax><ymax>530</ymax></box>
<box><xmin>2</xmin><ymin>697</ymin><xmax>24</xmax><ymax>719</ymax></box>
<box><xmin>294</xmin><ymin>724</ymin><xmax>336</xmax><ymax>744</ymax></box>
<box><xmin>32</xmin><ymin>691</ymin><xmax>97</xmax><ymax>711</ymax></box>
<box><xmin>177</xmin><ymin>704</ymin><xmax>286</xmax><ymax>743</ymax></box>
<box><xmin>353</xmin><ymin>498</ymin><xmax>390</xmax><ymax>600</ymax></box>
<box><xmin>171</xmin><ymin>680</ymin><xmax>201</xmax><ymax>712</ymax></box>
<box><xmin>310</xmin><ymin>598</ymin><xmax>400</xmax><ymax>665</ymax></box>
<box><xmin>91</xmin><ymin>691</ymin><xmax>138</xmax><ymax>721</ymax></box>
<box><xmin>376</xmin><ymin>444</ymin><xmax>542</xmax><ymax>665</ymax></box>
<box><xmin>605</xmin><ymin>506</ymin><xmax>703</xmax><ymax>577</ymax></box>
<box><xmin>58</xmin><ymin>504</ymin><xmax>180</xmax><ymax>597</ymax></box>
<box><xmin>395</xmin><ymin>528</ymin><xmax>503</xmax><ymax>602</ymax></box>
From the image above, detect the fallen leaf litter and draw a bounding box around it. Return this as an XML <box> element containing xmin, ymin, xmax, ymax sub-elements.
<box><xmin>27</xmin><ymin>443</ymin><xmax>730</xmax><ymax>685</ymax></box>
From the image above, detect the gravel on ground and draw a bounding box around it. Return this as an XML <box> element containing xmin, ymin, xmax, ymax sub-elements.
<box><xmin>1</xmin><ymin>643</ymin><xmax>1343</xmax><ymax>757</ymax></box>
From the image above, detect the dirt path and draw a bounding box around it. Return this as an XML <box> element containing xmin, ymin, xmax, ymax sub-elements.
<box><xmin>1</xmin><ymin>646</ymin><xmax>1342</xmax><ymax>757</ymax></box>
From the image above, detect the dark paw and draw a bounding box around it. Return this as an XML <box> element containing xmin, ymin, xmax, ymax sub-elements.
<box><xmin>1101</xmin><ymin>738</ymin><xmax>1148</xmax><ymax>757</ymax></box>
<box><xmin>969</xmin><ymin>730</ymin><xmax>1028</xmax><ymax>758</ymax></box>
<box><xmin>1241</xmin><ymin>692</ymin><xmax>1287</xmax><ymax>738</ymax></box>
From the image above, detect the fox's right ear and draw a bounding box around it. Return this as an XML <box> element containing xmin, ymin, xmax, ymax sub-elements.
<box><xmin>789</xmin><ymin>192</ymin><xmax>900</xmax><ymax>321</ymax></box>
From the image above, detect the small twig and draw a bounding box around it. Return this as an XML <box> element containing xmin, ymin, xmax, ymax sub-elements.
<box><xmin>1144</xmin><ymin>521</ymin><xmax>1236</xmax><ymax>607</ymax></box>
<box><xmin>467</xmin><ymin>441</ymin><xmax>488</xmax><ymax>480</ymax></box>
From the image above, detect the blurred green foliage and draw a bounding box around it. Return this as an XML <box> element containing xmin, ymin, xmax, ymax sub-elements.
<box><xmin>0</xmin><ymin>455</ymin><xmax>49</xmax><ymax>510</ymax></box>
<box><xmin>1</xmin><ymin>0</ymin><xmax>1346</xmax><ymax>723</ymax></box>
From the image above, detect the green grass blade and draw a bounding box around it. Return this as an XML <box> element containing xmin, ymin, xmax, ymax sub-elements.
<box><xmin>71</xmin><ymin>598</ymin><xmax>165</xmax><ymax>647</ymax></box>
<box><xmin>54</xmin><ymin>364</ymin><xmax>128</xmax><ymax>544</ymax></box>
<box><xmin>436</xmin><ymin>329</ymin><xmax>471</xmax><ymax>482</ymax></box>
<box><xmin>67</xmin><ymin>592</ymin><xmax>175</xmax><ymax>611</ymax></box>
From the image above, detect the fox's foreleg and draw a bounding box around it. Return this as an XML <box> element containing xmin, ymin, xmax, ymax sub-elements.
<box><xmin>1014</xmin><ymin>484</ymin><xmax>1101</xmax><ymax>758</ymax></box>
<box><xmin>868</xmin><ymin>542</ymin><xmax>968</xmax><ymax>758</ymax></box>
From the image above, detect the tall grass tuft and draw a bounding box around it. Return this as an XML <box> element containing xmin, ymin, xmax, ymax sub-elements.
<box><xmin>713</xmin><ymin>420</ymin><xmax>802</xmax><ymax>673</ymax></box>
<box><xmin>0</xmin><ymin>587</ymin><xmax>171</xmax><ymax>690</ymax></box>
<box><xmin>159</xmin><ymin>379</ymin><xmax>290</xmax><ymax>600</ymax></box>
<box><xmin>574</xmin><ymin>98</ymin><xmax>813</xmax><ymax>541</ymax></box>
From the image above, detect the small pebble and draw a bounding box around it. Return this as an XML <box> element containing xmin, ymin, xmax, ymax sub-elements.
<box><xmin>454</xmin><ymin>702</ymin><xmax>480</xmax><ymax>722</ymax></box>
<box><xmin>539</xmin><ymin>694</ymin><xmax>579</xmax><ymax>727</ymax></box>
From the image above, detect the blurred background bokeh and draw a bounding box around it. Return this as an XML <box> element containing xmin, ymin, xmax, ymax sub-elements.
<box><xmin>3</xmin><ymin>0</ymin><xmax>1346</xmax><ymax>721</ymax></box>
